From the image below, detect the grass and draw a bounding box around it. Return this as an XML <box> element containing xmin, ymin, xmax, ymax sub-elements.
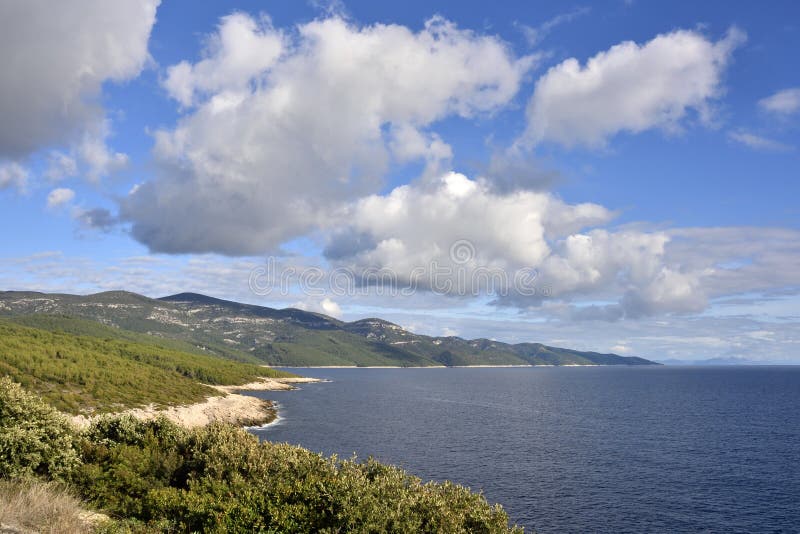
<box><xmin>0</xmin><ymin>479</ymin><xmax>102</xmax><ymax>533</ymax></box>
<box><xmin>0</xmin><ymin>319</ymin><xmax>297</xmax><ymax>414</ymax></box>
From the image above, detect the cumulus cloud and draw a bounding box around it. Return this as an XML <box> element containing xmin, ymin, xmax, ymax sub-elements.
<box><xmin>46</xmin><ymin>188</ymin><xmax>76</xmax><ymax>209</ymax></box>
<box><xmin>388</xmin><ymin>123</ymin><xmax>453</xmax><ymax>175</ymax></box>
<box><xmin>522</xmin><ymin>27</ymin><xmax>745</xmax><ymax>148</ymax></box>
<box><xmin>0</xmin><ymin>162</ymin><xmax>29</xmax><ymax>192</ymax></box>
<box><xmin>319</xmin><ymin>171</ymin><xmax>800</xmax><ymax>320</ymax></box>
<box><xmin>758</xmin><ymin>88</ymin><xmax>800</xmax><ymax>116</ymax></box>
<box><xmin>121</xmin><ymin>13</ymin><xmax>535</xmax><ymax>254</ymax></box>
<box><xmin>728</xmin><ymin>130</ymin><xmax>792</xmax><ymax>152</ymax></box>
<box><xmin>164</xmin><ymin>13</ymin><xmax>285</xmax><ymax>107</ymax></box>
<box><xmin>331</xmin><ymin>171</ymin><xmax>613</xmax><ymax>277</ymax></box>
<box><xmin>325</xmin><ymin>171</ymin><xmax>697</xmax><ymax>315</ymax></box>
<box><xmin>0</xmin><ymin>0</ymin><xmax>159</xmax><ymax>161</ymax></box>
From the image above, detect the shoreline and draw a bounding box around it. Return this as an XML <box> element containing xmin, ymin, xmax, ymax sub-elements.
<box><xmin>245</xmin><ymin>402</ymin><xmax>285</xmax><ymax>431</ymax></box>
<box><xmin>274</xmin><ymin>364</ymin><xmax>620</xmax><ymax>369</ymax></box>
<box><xmin>71</xmin><ymin>376</ymin><xmax>322</xmax><ymax>429</ymax></box>
<box><xmin>276</xmin><ymin>365</ymin><xmax>445</xmax><ymax>369</ymax></box>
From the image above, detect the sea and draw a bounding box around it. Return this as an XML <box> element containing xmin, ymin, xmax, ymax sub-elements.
<box><xmin>247</xmin><ymin>366</ymin><xmax>800</xmax><ymax>533</ymax></box>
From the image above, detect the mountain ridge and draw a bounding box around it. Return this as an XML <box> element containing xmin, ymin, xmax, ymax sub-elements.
<box><xmin>0</xmin><ymin>290</ymin><xmax>658</xmax><ymax>367</ymax></box>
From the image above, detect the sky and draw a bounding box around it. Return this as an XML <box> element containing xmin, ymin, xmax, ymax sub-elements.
<box><xmin>1</xmin><ymin>0</ymin><xmax>799</xmax><ymax>362</ymax></box>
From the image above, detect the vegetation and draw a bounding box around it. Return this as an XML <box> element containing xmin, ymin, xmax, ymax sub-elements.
<box><xmin>7</xmin><ymin>314</ymin><xmax>237</xmax><ymax>359</ymax></box>
<box><xmin>0</xmin><ymin>377</ymin><xmax>80</xmax><ymax>479</ymax></box>
<box><xmin>0</xmin><ymin>379</ymin><xmax>522</xmax><ymax>533</ymax></box>
<box><xmin>0</xmin><ymin>291</ymin><xmax>657</xmax><ymax>367</ymax></box>
<box><xmin>5</xmin><ymin>312</ymin><xmax>264</xmax><ymax>364</ymax></box>
<box><xmin>0</xmin><ymin>319</ymin><xmax>295</xmax><ymax>414</ymax></box>
<box><xmin>253</xmin><ymin>328</ymin><xmax>435</xmax><ymax>367</ymax></box>
<box><xmin>0</xmin><ymin>479</ymin><xmax>102</xmax><ymax>534</ymax></box>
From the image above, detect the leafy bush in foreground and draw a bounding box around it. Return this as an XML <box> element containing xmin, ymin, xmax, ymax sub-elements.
<box><xmin>74</xmin><ymin>418</ymin><xmax>521</xmax><ymax>532</ymax></box>
<box><xmin>0</xmin><ymin>377</ymin><xmax>80</xmax><ymax>480</ymax></box>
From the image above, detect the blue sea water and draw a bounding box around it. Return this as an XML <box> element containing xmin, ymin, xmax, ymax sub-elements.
<box><xmin>247</xmin><ymin>366</ymin><xmax>800</xmax><ymax>533</ymax></box>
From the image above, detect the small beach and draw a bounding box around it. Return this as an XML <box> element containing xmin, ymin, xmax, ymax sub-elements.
<box><xmin>72</xmin><ymin>376</ymin><xmax>321</xmax><ymax>429</ymax></box>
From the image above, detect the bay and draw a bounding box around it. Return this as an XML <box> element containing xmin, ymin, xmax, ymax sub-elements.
<box><xmin>248</xmin><ymin>366</ymin><xmax>800</xmax><ymax>533</ymax></box>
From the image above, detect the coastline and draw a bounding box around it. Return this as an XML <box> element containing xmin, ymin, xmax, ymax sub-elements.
<box><xmin>71</xmin><ymin>376</ymin><xmax>322</xmax><ymax>429</ymax></box>
<box><xmin>274</xmin><ymin>364</ymin><xmax>616</xmax><ymax>369</ymax></box>
<box><xmin>277</xmin><ymin>365</ymin><xmax>445</xmax><ymax>369</ymax></box>
<box><xmin>245</xmin><ymin>403</ymin><xmax>285</xmax><ymax>430</ymax></box>
<box><xmin>71</xmin><ymin>365</ymin><xmax>644</xmax><ymax>429</ymax></box>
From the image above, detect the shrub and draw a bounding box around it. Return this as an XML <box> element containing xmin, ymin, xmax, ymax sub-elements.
<box><xmin>73</xmin><ymin>415</ymin><xmax>188</xmax><ymax>519</ymax></box>
<box><xmin>75</xmin><ymin>418</ymin><xmax>522</xmax><ymax>533</ymax></box>
<box><xmin>0</xmin><ymin>377</ymin><xmax>81</xmax><ymax>480</ymax></box>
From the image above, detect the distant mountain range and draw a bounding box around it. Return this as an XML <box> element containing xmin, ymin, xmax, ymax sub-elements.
<box><xmin>0</xmin><ymin>290</ymin><xmax>657</xmax><ymax>367</ymax></box>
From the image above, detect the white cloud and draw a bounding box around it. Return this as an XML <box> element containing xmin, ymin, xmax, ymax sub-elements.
<box><xmin>77</xmin><ymin>120</ymin><xmax>130</xmax><ymax>182</ymax></box>
<box><xmin>728</xmin><ymin>130</ymin><xmax>792</xmax><ymax>152</ymax></box>
<box><xmin>40</xmin><ymin>121</ymin><xmax>129</xmax><ymax>183</ymax></box>
<box><xmin>326</xmin><ymin>171</ymin><xmax>705</xmax><ymax>316</ymax></box>
<box><xmin>522</xmin><ymin>27</ymin><xmax>745</xmax><ymax>148</ymax></box>
<box><xmin>321</xmin><ymin>298</ymin><xmax>343</xmax><ymax>318</ymax></box>
<box><xmin>323</xmin><ymin>171</ymin><xmax>800</xmax><ymax>319</ymax></box>
<box><xmin>666</xmin><ymin>227</ymin><xmax>800</xmax><ymax>298</ymax></box>
<box><xmin>46</xmin><ymin>188</ymin><xmax>76</xmax><ymax>209</ymax></box>
<box><xmin>44</xmin><ymin>152</ymin><xmax>78</xmax><ymax>182</ymax></box>
<box><xmin>330</xmin><ymin>171</ymin><xmax>613</xmax><ymax>275</ymax></box>
<box><xmin>758</xmin><ymin>88</ymin><xmax>800</xmax><ymax>115</ymax></box>
<box><xmin>610</xmin><ymin>343</ymin><xmax>632</xmax><ymax>354</ymax></box>
<box><xmin>121</xmin><ymin>13</ymin><xmax>535</xmax><ymax>254</ymax></box>
<box><xmin>164</xmin><ymin>13</ymin><xmax>285</xmax><ymax>107</ymax></box>
<box><xmin>291</xmin><ymin>297</ymin><xmax>344</xmax><ymax>318</ymax></box>
<box><xmin>517</xmin><ymin>6</ymin><xmax>591</xmax><ymax>47</ymax></box>
<box><xmin>388</xmin><ymin>123</ymin><xmax>453</xmax><ymax>172</ymax></box>
<box><xmin>0</xmin><ymin>162</ymin><xmax>29</xmax><ymax>192</ymax></box>
<box><xmin>0</xmin><ymin>0</ymin><xmax>159</xmax><ymax>161</ymax></box>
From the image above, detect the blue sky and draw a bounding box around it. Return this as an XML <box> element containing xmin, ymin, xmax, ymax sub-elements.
<box><xmin>1</xmin><ymin>0</ymin><xmax>799</xmax><ymax>362</ymax></box>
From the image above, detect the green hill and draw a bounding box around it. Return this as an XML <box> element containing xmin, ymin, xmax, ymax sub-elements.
<box><xmin>0</xmin><ymin>290</ymin><xmax>658</xmax><ymax>367</ymax></box>
<box><xmin>0</xmin><ymin>318</ymin><xmax>295</xmax><ymax>414</ymax></box>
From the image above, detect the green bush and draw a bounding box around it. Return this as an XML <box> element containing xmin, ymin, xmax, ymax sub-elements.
<box><xmin>74</xmin><ymin>418</ymin><xmax>522</xmax><ymax>533</ymax></box>
<box><xmin>0</xmin><ymin>377</ymin><xmax>81</xmax><ymax>480</ymax></box>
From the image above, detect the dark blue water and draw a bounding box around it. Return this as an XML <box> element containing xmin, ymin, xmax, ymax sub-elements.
<box><xmin>247</xmin><ymin>366</ymin><xmax>800</xmax><ymax>533</ymax></box>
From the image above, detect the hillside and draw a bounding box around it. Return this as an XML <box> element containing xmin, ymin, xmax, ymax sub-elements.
<box><xmin>0</xmin><ymin>317</ymin><xmax>295</xmax><ymax>414</ymax></box>
<box><xmin>0</xmin><ymin>290</ymin><xmax>658</xmax><ymax>367</ymax></box>
<box><xmin>0</xmin><ymin>380</ymin><xmax>521</xmax><ymax>533</ymax></box>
